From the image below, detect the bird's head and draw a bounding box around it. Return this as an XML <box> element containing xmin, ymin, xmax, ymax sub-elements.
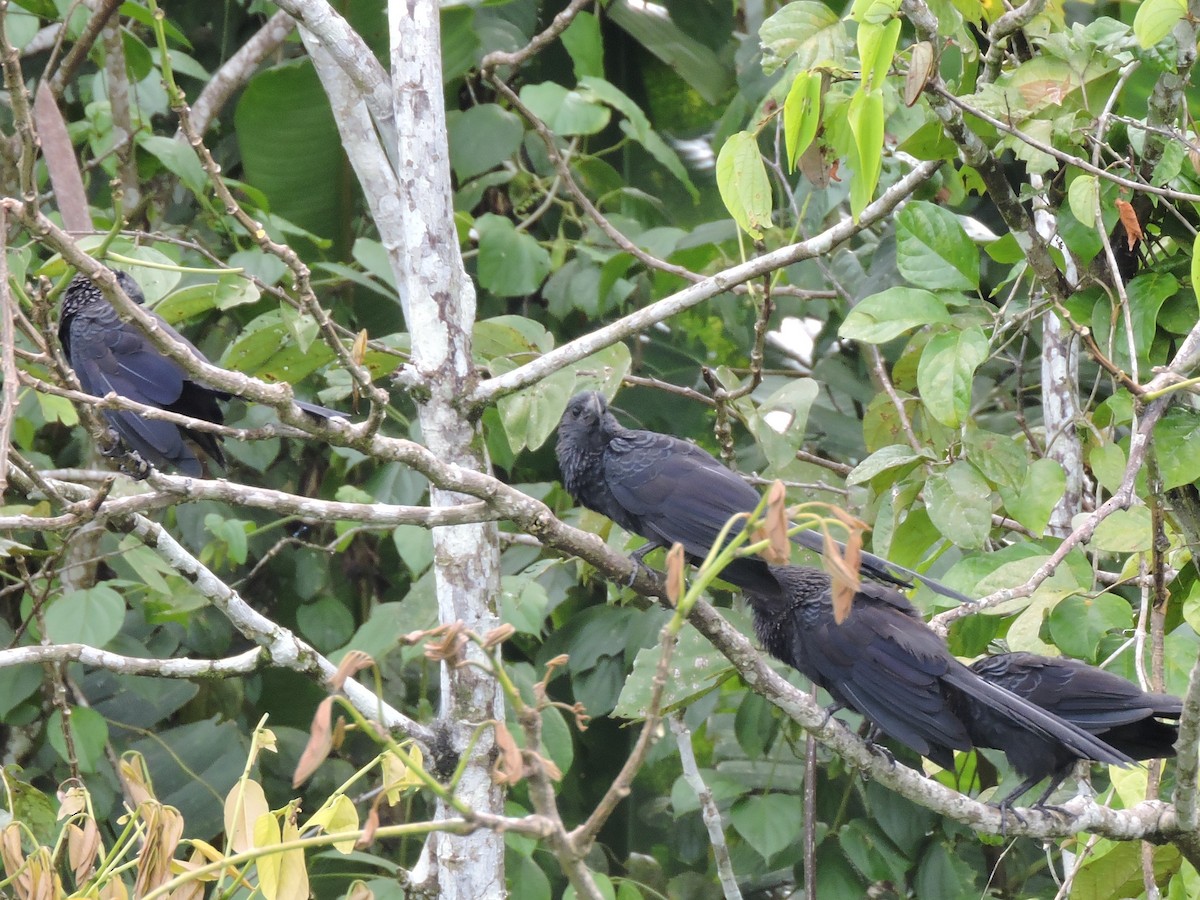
<box><xmin>556</xmin><ymin>390</ymin><xmax>617</xmax><ymax>467</ymax></box>
<box><xmin>61</xmin><ymin>268</ymin><xmax>146</xmax><ymax>319</ymax></box>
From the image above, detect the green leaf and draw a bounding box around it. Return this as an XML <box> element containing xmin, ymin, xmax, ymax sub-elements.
<box><xmin>154</xmin><ymin>277</ymin><xmax>261</xmax><ymax>324</ymax></box>
<box><xmin>783</xmin><ymin>71</ymin><xmax>822</xmax><ymax>171</ymax></box>
<box><xmin>916</xmin><ymin>327</ymin><xmax>988</xmax><ymax>427</ymax></box>
<box><xmin>840</xmin><ymin>820</ymin><xmax>910</xmax><ymax>883</ymax></box>
<box><xmin>1086</xmin><ymin>506</ymin><xmax>1152</xmax><ymax>553</ymax></box>
<box><xmin>500</xmin><ymin>577</ymin><xmax>549</xmax><ymax>635</ymax></box>
<box><xmin>848</xmin><ymin>88</ymin><xmax>884</xmax><ymax>219</ymax></box>
<box><xmin>998</xmin><ymin>458</ymin><xmax>1066</xmax><ymax>535</ymax></box>
<box><xmin>1192</xmin><ymin>233</ymin><xmax>1200</xmax><ymax>318</ymax></box>
<box><xmin>730</xmin><ymin>793</ymin><xmax>803</xmax><ymax>861</ymax></box>
<box><xmin>1048</xmin><ymin>593</ymin><xmax>1132</xmax><ymax>659</ymax></box>
<box><xmin>45</xmin><ymin>585</ymin><xmax>125</xmax><ymax>647</ymax></box>
<box><xmin>749</xmin><ymin>377</ymin><xmax>820</xmax><ymax>471</ymax></box>
<box><xmin>1133</xmin><ymin>0</ymin><xmax>1186</xmax><ymax>49</ymax></box>
<box><xmin>614</xmin><ymin>622</ymin><xmax>733</xmax><ymax>718</ymax></box>
<box><xmin>963</xmin><ymin>428</ymin><xmax>1028</xmax><ymax>492</ymax></box>
<box><xmin>561</xmin><ymin>11</ymin><xmax>604</xmax><ymax>79</ymax></box>
<box><xmin>204</xmin><ymin>514</ymin><xmax>250</xmax><ymax>566</ymax></box>
<box><xmin>475</xmin><ymin>214</ymin><xmax>552</xmax><ymax>297</ymax></box>
<box><xmin>716</xmin><ymin>131</ymin><xmax>772</xmax><ymax>239</ymax></box>
<box><xmin>0</xmin><ymin>663</ymin><xmax>43</xmax><ymax>718</ymax></box>
<box><xmin>392</xmin><ymin>524</ymin><xmax>434</xmax><ymax>574</ymax></box>
<box><xmin>1154</xmin><ymin>407</ymin><xmax>1200</xmax><ymax>489</ymax></box>
<box><xmin>604</xmin><ymin>0</ymin><xmax>732</xmax><ymax>103</ymax></box>
<box><xmin>846</xmin><ymin>444</ymin><xmax>930</xmax><ymax>485</ymax></box>
<box><xmin>839</xmin><ymin>287</ymin><xmax>951</xmax><ymax>343</ymax></box>
<box><xmin>916</xmin><ymin>842</ymin><xmax>976</xmax><ymax>900</ymax></box>
<box><xmin>579</xmin><ymin>77</ymin><xmax>697</xmax><ymax>200</ymax></box>
<box><xmin>895</xmin><ymin>201</ymin><xmax>980</xmax><ymax>291</ymax></box>
<box><xmin>447</xmin><ymin>105</ymin><xmax>525</xmax><ymax>180</ymax></box>
<box><xmin>496</xmin><ymin>366</ymin><xmax>577</xmax><ymax>453</ymax></box>
<box><xmin>296</xmin><ymin>597</ymin><xmax>354</xmax><ymax>653</ymax></box>
<box><xmin>519</xmin><ymin>82</ymin><xmax>610</xmax><ymax>136</ymax></box>
<box><xmin>1067</xmin><ymin>174</ymin><xmax>1099</xmax><ymax>226</ymax></box>
<box><xmin>48</xmin><ymin>706</ymin><xmax>109</xmax><ymax>773</ymax></box>
<box><xmin>138</xmin><ymin>135</ymin><xmax>208</xmax><ymax>196</ymax></box>
<box><xmin>925</xmin><ymin>462</ymin><xmax>992</xmax><ymax>549</ymax></box>
<box><xmin>759</xmin><ymin>1</ymin><xmax>848</xmax><ymax>73</ymax></box>
<box><xmin>857</xmin><ymin>17</ymin><xmax>901</xmax><ymax>92</ymax></box>
<box><xmin>235</xmin><ymin>60</ymin><xmax>351</xmax><ymax>252</ymax></box>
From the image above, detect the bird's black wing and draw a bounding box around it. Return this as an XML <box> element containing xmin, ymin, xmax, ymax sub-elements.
<box><xmin>67</xmin><ymin>310</ymin><xmax>204</xmax><ymax>473</ymax></box>
<box><xmin>789</xmin><ymin>581</ymin><xmax>972</xmax><ymax>766</ymax></box>
<box><xmin>973</xmin><ymin>654</ymin><xmax>1182</xmax><ymax>730</ymax></box>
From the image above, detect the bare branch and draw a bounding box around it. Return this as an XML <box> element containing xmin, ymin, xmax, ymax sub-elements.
<box><xmin>671</xmin><ymin>716</ymin><xmax>743</xmax><ymax>900</ymax></box>
<box><xmin>189</xmin><ymin>11</ymin><xmax>296</xmax><ymax>134</ymax></box>
<box><xmin>471</xmin><ymin>159</ymin><xmax>943</xmax><ymax>403</ymax></box>
<box><xmin>480</xmin><ymin>0</ymin><xmax>594</xmax><ymax>71</ymax></box>
<box><xmin>0</xmin><ymin>644</ymin><xmax>265</xmax><ymax>677</ymax></box>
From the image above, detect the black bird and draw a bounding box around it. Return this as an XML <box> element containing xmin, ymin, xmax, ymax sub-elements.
<box><xmin>746</xmin><ymin>565</ymin><xmax>1133</xmax><ymax>801</ymax></box>
<box><xmin>59</xmin><ymin>269</ymin><xmax>339</xmax><ymax>476</ymax></box>
<box><xmin>966</xmin><ymin>651</ymin><xmax>1181</xmax><ymax>809</ymax></box>
<box><xmin>555</xmin><ymin>390</ymin><xmax>968</xmax><ymax>601</ymax></box>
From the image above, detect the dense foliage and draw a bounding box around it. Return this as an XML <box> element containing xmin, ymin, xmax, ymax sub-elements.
<box><xmin>1</xmin><ymin>0</ymin><xmax>1200</xmax><ymax>898</ymax></box>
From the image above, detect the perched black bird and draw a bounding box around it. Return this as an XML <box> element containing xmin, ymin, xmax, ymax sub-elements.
<box><xmin>966</xmin><ymin>652</ymin><xmax>1181</xmax><ymax>808</ymax></box>
<box><xmin>555</xmin><ymin>390</ymin><xmax>968</xmax><ymax>601</ymax></box>
<box><xmin>59</xmin><ymin>269</ymin><xmax>339</xmax><ymax>476</ymax></box>
<box><xmin>746</xmin><ymin>566</ymin><xmax>1133</xmax><ymax>802</ymax></box>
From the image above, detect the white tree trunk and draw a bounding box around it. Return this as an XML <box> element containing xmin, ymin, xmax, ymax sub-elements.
<box><xmin>388</xmin><ymin>1</ymin><xmax>504</xmax><ymax>896</ymax></box>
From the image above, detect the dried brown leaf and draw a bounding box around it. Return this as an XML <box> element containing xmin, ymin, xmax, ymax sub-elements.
<box><xmin>293</xmin><ymin>696</ymin><xmax>335</xmax><ymax>787</ymax></box>
<box><xmin>119</xmin><ymin>752</ymin><xmax>155</xmax><ymax>807</ymax></box>
<box><xmin>56</xmin><ymin>782</ymin><xmax>88</xmax><ymax>820</ymax></box>
<box><xmin>34</xmin><ymin>84</ymin><xmax>90</xmax><ymax>233</ymax></box>
<box><xmin>490</xmin><ymin>721</ymin><xmax>526</xmax><ymax>786</ymax></box>
<box><xmin>665</xmin><ymin>543</ymin><xmax>685</xmax><ymax>606</ymax></box>
<box><xmin>67</xmin><ymin>819</ymin><xmax>100</xmax><ymax>885</ymax></box>
<box><xmin>133</xmin><ymin>803</ymin><xmax>184</xmax><ymax>898</ymax></box>
<box><xmin>482</xmin><ymin>623</ymin><xmax>516</xmax><ymax>649</ymax></box>
<box><xmin>905</xmin><ymin>42</ymin><xmax>934</xmax><ymax>107</ymax></box>
<box><xmin>763</xmin><ymin>480</ymin><xmax>790</xmax><ymax>565</ymax></box>
<box><xmin>331</xmin><ymin>651</ymin><xmax>374</xmax><ymax>692</ymax></box>
<box><xmin>357</xmin><ymin>803</ymin><xmax>381</xmax><ymax>849</ymax></box>
<box><xmin>1115</xmin><ymin>199</ymin><xmax>1142</xmax><ymax>249</ymax></box>
<box><xmin>1</xmin><ymin>823</ymin><xmax>27</xmax><ymax>894</ymax></box>
<box><xmin>424</xmin><ymin>621</ymin><xmax>466</xmax><ymax>662</ymax></box>
<box><xmin>224</xmin><ymin>779</ymin><xmax>269</xmax><ymax>855</ymax></box>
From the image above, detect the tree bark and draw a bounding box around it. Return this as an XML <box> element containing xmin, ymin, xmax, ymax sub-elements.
<box><xmin>388</xmin><ymin>1</ymin><xmax>504</xmax><ymax>896</ymax></box>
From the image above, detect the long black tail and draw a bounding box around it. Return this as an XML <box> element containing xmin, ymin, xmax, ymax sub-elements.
<box><xmin>293</xmin><ymin>399</ymin><xmax>346</xmax><ymax>420</ymax></box>
<box><xmin>945</xmin><ymin>666</ymin><xmax>1134</xmax><ymax>766</ymax></box>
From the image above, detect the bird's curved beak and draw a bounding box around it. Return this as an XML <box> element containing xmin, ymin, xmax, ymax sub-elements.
<box><xmin>585</xmin><ymin>392</ymin><xmax>606</xmax><ymax>417</ymax></box>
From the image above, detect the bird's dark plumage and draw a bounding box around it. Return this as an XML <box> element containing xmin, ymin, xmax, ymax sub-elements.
<box><xmin>59</xmin><ymin>270</ymin><xmax>339</xmax><ymax>476</ymax></box>
<box><xmin>747</xmin><ymin>566</ymin><xmax>1133</xmax><ymax>800</ymax></box>
<box><xmin>966</xmin><ymin>651</ymin><xmax>1181</xmax><ymax>807</ymax></box>
<box><xmin>555</xmin><ymin>390</ymin><xmax>968</xmax><ymax>601</ymax></box>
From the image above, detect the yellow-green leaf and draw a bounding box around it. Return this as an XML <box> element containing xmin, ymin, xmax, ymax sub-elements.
<box><xmin>302</xmin><ymin>795</ymin><xmax>359</xmax><ymax>854</ymax></box>
<box><xmin>783</xmin><ymin>72</ymin><xmax>822</xmax><ymax>171</ymax></box>
<box><xmin>848</xmin><ymin>89</ymin><xmax>885</xmax><ymax>219</ymax></box>
<box><xmin>1067</xmin><ymin>174</ymin><xmax>1098</xmax><ymax>226</ymax></box>
<box><xmin>716</xmin><ymin>131</ymin><xmax>772</xmax><ymax>239</ymax></box>
<box><xmin>1191</xmin><ymin>232</ymin><xmax>1200</xmax><ymax>316</ymax></box>
<box><xmin>1133</xmin><ymin>0</ymin><xmax>1186</xmax><ymax>49</ymax></box>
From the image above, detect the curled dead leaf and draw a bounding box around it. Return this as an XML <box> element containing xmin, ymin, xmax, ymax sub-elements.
<box><xmin>293</xmin><ymin>696</ymin><xmax>335</xmax><ymax>787</ymax></box>
<box><xmin>67</xmin><ymin>819</ymin><xmax>100</xmax><ymax>885</ymax></box>
<box><xmin>1115</xmin><ymin>199</ymin><xmax>1142</xmax><ymax>250</ymax></box>
<box><xmin>763</xmin><ymin>480</ymin><xmax>790</xmax><ymax>565</ymax></box>
<box><xmin>331</xmin><ymin>651</ymin><xmax>374</xmax><ymax>692</ymax></box>
<box><xmin>357</xmin><ymin>803</ymin><xmax>381</xmax><ymax>849</ymax></box>
<box><xmin>905</xmin><ymin>41</ymin><xmax>934</xmax><ymax>107</ymax></box>
<box><xmin>665</xmin><ymin>543</ymin><xmax>685</xmax><ymax>606</ymax></box>
<box><xmin>490</xmin><ymin>721</ymin><xmax>526</xmax><ymax>786</ymax></box>
<box><xmin>482</xmin><ymin>623</ymin><xmax>516</xmax><ymax>649</ymax></box>
<box><xmin>424</xmin><ymin>621</ymin><xmax>466</xmax><ymax>662</ymax></box>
